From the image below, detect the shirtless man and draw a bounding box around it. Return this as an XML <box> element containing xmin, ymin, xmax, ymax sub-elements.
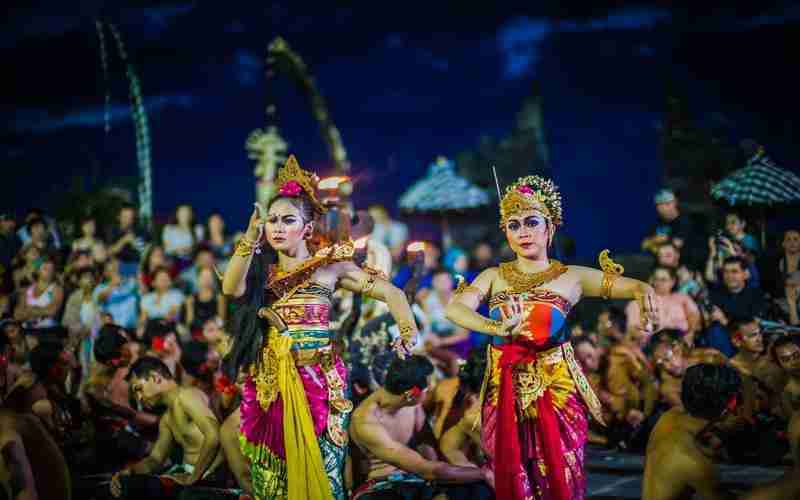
<box><xmin>427</xmin><ymin>348</ymin><xmax>486</xmax><ymax>440</ymax></box>
<box><xmin>104</xmin><ymin>356</ymin><xmax>224</xmax><ymax>499</ymax></box>
<box><xmin>605</xmin><ymin>308</ymin><xmax>658</xmax><ymax>433</ymax></box>
<box><xmin>573</xmin><ymin>336</ymin><xmax>614</xmax><ymax>445</ymax></box>
<box><xmin>651</xmin><ymin>332</ymin><xmax>688</xmax><ymax>410</ymax></box>
<box><xmin>728</xmin><ymin>318</ymin><xmax>786</xmax><ymax>420</ymax></box>
<box><xmin>87</xmin><ymin>324</ymin><xmax>156</xmax><ymax>464</ymax></box>
<box><xmin>0</xmin><ymin>409</ymin><xmax>71</xmax><ymax>500</ymax></box>
<box><xmin>438</xmin><ymin>349</ymin><xmax>486</xmax><ymax>465</ymax></box>
<box><xmin>643</xmin><ymin>363</ymin><xmax>800</xmax><ymax>500</ymax></box>
<box><xmin>350</xmin><ymin>355</ymin><xmax>490</xmax><ymax>499</ymax></box>
<box><xmin>772</xmin><ymin>335</ymin><xmax>800</xmax><ymax>461</ymax></box>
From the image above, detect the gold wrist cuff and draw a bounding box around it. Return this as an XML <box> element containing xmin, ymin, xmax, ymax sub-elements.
<box><xmin>234</xmin><ymin>237</ymin><xmax>260</xmax><ymax>257</ymax></box>
<box><xmin>483</xmin><ymin>318</ymin><xmax>504</xmax><ymax>336</ymax></box>
<box><xmin>360</xmin><ymin>274</ymin><xmax>377</xmax><ymax>296</ymax></box>
<box><xmin>397</xmin><ymin>320</ymin><xmax>416</xmax><ymax>341</ymax></box>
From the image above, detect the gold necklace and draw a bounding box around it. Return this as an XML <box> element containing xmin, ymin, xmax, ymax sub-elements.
<box><xmin>498</xmin><ymin>260</ymin><xmax>568</xmax><ymax>294</ymax></box>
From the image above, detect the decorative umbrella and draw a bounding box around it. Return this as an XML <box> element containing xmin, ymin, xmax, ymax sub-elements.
<box><xmin>711</xmin><ymin>145</ymin><xmax>800</xmax><ymax>245</ymax></box>
<box><xmin>399</xmin><ymin>156</ymin><xmax>490</xmax><ymax>247</ymax></box>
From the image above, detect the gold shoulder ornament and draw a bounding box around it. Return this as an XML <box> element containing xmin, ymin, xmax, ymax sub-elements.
<box><xmin>599</xmin><ymin>249</ymin><xmax>624</xmax><ymax>300</ymax></box>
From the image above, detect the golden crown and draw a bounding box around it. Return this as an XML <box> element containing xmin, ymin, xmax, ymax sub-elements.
<box><xmin>499</xmin><ymin>175</ymin><xmax>563</xmax><ymax>227</ymax></box>
<box><xmin>274</xmin><ymin>155</ymin><xmax>327</xmax><ymax>214</ymax></box>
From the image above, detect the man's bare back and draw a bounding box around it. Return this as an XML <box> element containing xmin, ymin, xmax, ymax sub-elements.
<box><xmin>352</xmin><ymin>391</ymin><xmax>425</xmax><ymax>480</ymax></box>
<box><xmin>645</xmin><ymin>407</ymin><xmax>800</xmax><ymax>500</ymax></box>
<box><xmin>163</xmin><ymin>386</ymin><xmax>221</xmax><ymax>469</ymax></box>
<box><xmin>0</xmin><ymin>410</ymin><xmax>70</xmax><ymax>500</ymax></box>
<box><xmin>643</xmin><ymin>408</ymin><xmax>720</xmax><ymax>500</ymax></box>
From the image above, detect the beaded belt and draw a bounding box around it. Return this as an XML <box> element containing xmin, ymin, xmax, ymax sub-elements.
<box><xmin>291</xmin><ymin>345</ymin><xmax>331</xmax><ymax>366</ymax></box>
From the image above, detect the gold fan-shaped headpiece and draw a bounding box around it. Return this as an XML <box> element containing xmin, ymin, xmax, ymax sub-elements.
<box><xmin>499</xmin><ymin>175</ymin><xmax>563</xmax><ymax>228</ymax></box>
<box><xmin>274</xmin><ymin>155</ymin><xmax>327</xmax><ymax>214</ymax></box>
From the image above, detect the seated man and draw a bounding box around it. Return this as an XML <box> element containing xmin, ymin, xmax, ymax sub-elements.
<box><xmin>438</xmin><ymin>350</ymin><xmax>493</xmax><ymax>500</ymax></box>
<box><xmin>0</xmin><ymin>408</ymin><xmax>71</xmax><ymax>500</ymax></box>
<box><xmin>427</xmin><ymin>348</ymin><xmax>485</xmax><ymax>440</ymax></box>
<box><xmin>705</xmin><ymin>256</ymin><xmax>768</xmax><ymax>357</ymax></box>
<box><xmin>772</xmin><ymin>335</ymin><xmax>800</xmax><ymax>462</ymax></box>
<box><xmin>438</xmin><ymin>348</ymin><xmax>486</xmax><ymax>465</ymax></box>
<box><xmin>103</xmin><ymin>356</ymin><xmax>225</xmax><ymax>499</ymax></box>
<box><xmin>350</xmin><ymin>355</ymin><xmax>490</xmax><ymax>500</ymax></box>
<box><xmin>729</xmin><ymin>318</ymin><xmax>786</xmax><ymax>418</ymax></box>
<box><xmin>87</xmin><ymin>324</ymin><xmax>157</xmax><ymax>468</ymax></box>
<box><xmin>573</xmin><ymin>335</ymin><xmax>615</xmax><ymax>445</ymax></box>
<box><xmin>604</xmin><ymin>308</ymin><xmax>659</xmax><ymax>448</ymax></box>
<box><xmin>726</xmin><ymin>318</ymin><xmax>788</xmax><ymax>464</ymax></box>
<box><xmin>2</xmin><ymin>342</ymin><xmax>78</xmax><ymax>442</ymax></box>
<box><xmin>643</xmin><ymin>363</ymin><xmax>800</xmax><ymax>500</ymax></box>
<box><xmin>651</xmin><ymin>331</ymin><xmax>689</xmax><ymax>410</ymax></box>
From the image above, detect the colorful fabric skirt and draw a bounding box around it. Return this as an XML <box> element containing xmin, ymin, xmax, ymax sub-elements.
<box><xmin>239</xmin><ymin>336</ymin><xmax>351</xmax><ymax>500</ymax></box>
<box><xmin>481</xmin><ymin>343</ymin><xmax>593</xmax><ymax>500</ymax></box>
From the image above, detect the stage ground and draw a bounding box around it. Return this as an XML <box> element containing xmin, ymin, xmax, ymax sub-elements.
<box><xmin>585</xmin><ymin>446</ymin><xmax>785</xmax><ymax>499</ymax></box>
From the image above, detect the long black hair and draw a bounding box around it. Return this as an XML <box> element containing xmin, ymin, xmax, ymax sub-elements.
<box><xmin>222</xmin><ymin>193</ymin><xmax>317</xmax><ymax>379</ymax></box>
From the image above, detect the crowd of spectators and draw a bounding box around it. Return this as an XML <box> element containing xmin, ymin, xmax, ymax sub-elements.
<box><xmin>0</xmin><ymin>188</ymin><xmax>799</xmax><ymax>499</ymax></box>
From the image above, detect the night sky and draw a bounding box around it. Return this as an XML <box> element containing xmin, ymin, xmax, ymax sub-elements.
<box><xmin>3</xmin><ymin>2</ymin><xmax>799</xmax><ymax>258</ymax></box>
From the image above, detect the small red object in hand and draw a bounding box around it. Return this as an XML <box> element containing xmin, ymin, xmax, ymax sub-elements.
<box><xmin>214</xmin><ymin>374</ymin><xmax>238</xmax><ymax>396</ymax></box>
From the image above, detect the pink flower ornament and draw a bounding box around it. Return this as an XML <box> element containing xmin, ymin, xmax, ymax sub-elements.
<box><xmin>517</xmin><ymin>185</ymin><xmax>534</xmax><ymax>195</ymax></box>
<box><xmin>279</xmin><ymin>180</ymin><xmax>303</xmax><ymax>197</ymax></box>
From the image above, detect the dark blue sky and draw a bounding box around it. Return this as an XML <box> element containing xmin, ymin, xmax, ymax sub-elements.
<box><xmin>3</xmin><ymin>2</ymin><xmax>799</xmax><ymax>258</ymax></box>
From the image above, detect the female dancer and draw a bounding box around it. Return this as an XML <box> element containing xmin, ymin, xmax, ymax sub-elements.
<box><xmin>445</xmin><ymin>175</ymin><xmax>658</xmax><ymax>500</ymax></box>
<box><xmin>222</xmin><ymin>155</ymin><xmax>418</xmax><ymax>500</ymax></box>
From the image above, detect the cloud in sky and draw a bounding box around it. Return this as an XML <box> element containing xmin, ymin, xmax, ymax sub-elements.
<box><xmin>10</xmin><ymin>94</ymin><xmax>194</xmax><ymax>133</ymax></box>
<box><xmin>232</xmin><ymin>49</ymin><xmax>263</xmax><ymax>87</ymax></box>
<box><xmin>140</xmin><ymin>3</ymin><xmax>196</xmax><ymax>37</ymax></box>
<box><xmin>496</xmin><ymin>7</ymin><xmax>671</xmax><ymax>79</ymax></box>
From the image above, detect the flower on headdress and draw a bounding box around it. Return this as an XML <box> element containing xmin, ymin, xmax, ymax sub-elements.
<box><xmin>279</xmin><ymin>180</ymin><xmax>303</xmax><ymax>197</ymax></box>
<box><xmin>152</xmin><ymin>336</ymin><xmax>166</xmax><ymax>353</ymax></box>
<box><xmin>517</xmin><ymin>185</ymin><xmax>534</xmax><ymax>195</ymax></box>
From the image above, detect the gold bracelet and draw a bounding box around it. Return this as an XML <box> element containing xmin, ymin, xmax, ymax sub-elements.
<box><xmin>634</xmin><ymin>290</ymin><xmax>648</xmax><ymax>320</ymax></box>
<box><xmin>483</xmin><ymin>318</ymin><xmax>505</xmax><ymax>336</ymax></box>
<box><xmin>397</xmin><ymin>320</ymin><xmax>415</xmax><ymax>341</ymax></box>
<box><xmin>599</xmin><ymin>249</ymin><xmax>624</xmax><ymax>299</ymax></box>
<box><xmin>234</xmin><ymin>236</ymin><xmax>261</xmax><ymax>257</ymax></box>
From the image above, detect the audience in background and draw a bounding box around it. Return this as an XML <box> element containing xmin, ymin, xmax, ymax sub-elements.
<box><xmin>0</xmin><ymin>187</ymin><xmax>797</xmax><ymax>500</ymax></box>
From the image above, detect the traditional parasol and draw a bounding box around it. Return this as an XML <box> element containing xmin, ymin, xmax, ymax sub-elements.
<box><xmin>398</xmin><ymin>156</ymin><xmax>490</xmax><ymax>248</ymax></box>
<box><xmin>711</xmin><ymin>144</ymin><xmax>800</xmax><ymax>246</ymax></box>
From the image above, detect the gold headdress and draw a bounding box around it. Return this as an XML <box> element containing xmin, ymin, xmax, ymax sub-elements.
<box><xmin>499</xmin><ymin>175</ymin><xmax>563</xmax><ymax>228</ymax></box>
<box><xmin>274</xmin><ymin>154</ymin><xmax>327</xmax><ymax>214</ymax></box>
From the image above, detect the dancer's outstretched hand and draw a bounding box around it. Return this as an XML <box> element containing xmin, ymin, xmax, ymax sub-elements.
<box><xmin>499</xmin><ymin>296</ymin><xmax>528</xmax><ymax>338</ymax></box>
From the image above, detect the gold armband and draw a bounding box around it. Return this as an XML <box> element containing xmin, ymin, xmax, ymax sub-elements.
<box><xmin>454</xmin><ymin>275</ymin><xmax>485</xmax><ymax>300</ymax></box>
<box><xmin>599</xmin><ymin>249</ymin><xmax>624</xmax><ymax>300</ymax></box>
<box><xmin>234</xmin><ymin>236</ymin><xmax>261</xmax><ymax>257</ymax></box>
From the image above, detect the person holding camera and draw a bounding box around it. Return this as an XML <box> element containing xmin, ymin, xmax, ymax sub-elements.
<box><xmin>705</xmin><ymin>212</ymin><xmax>761</xmax><ymax>288</ymax></box>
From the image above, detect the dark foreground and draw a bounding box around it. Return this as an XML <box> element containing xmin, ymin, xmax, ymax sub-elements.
<box><xmin>585</xmin><ymin>446</ymin><xmax>785</xmax><ymax>499</ymax></box>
